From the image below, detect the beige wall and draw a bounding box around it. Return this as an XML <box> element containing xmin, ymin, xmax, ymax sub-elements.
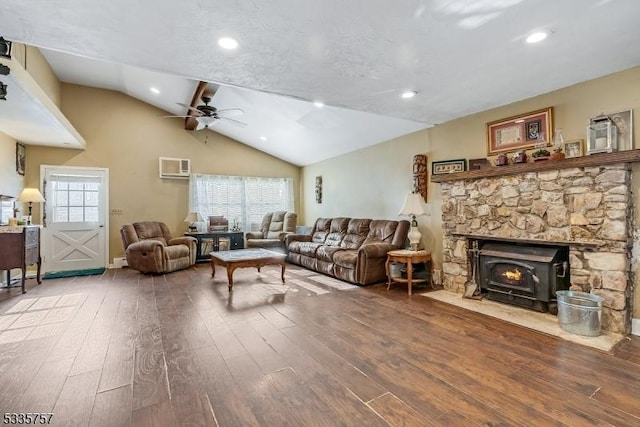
<box><xmin>301</xmin><ymin>66</ymin><xmax>640</xmax><ymax>319</ymax></box>
<box><xmin>0</xmin><ymin>131</ymin><xmax>23</xmax><ymax>198</ymax></box>
<box><xmin>26</xmin><ymin>83</ymin><xmax>301</xmax><ymax>262</ymax></box>
<box><xmin>11</xmin><ymin>44</ymin><xmax>61</xmax><ymax>107</ymax></box>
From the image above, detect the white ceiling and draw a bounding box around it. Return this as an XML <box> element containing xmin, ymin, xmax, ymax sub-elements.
<box><xmin>1</xmin><ymin>0</ymin><xmax>640</xmax><ymax>165</ymax></box>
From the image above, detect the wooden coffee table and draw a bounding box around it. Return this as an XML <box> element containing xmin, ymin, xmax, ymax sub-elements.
<box><xmin>210</xmin><ymin>248</ymin><xmax>286</xmax><ymax>291</ymax></box>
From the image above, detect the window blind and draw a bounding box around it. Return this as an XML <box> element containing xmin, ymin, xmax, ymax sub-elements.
<box><xmin>189</xmin><ymin>174</ymin><xmax>294</xmax><ymax>231</ymax></box>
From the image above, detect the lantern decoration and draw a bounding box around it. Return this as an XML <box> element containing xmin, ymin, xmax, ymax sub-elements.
<box><xmin>587</xmin><ymin>116</ymin><xmax>617</xmax><ymax>155</ymax></box>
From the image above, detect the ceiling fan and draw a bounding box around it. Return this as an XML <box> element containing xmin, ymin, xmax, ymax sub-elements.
<box><xmin>166</xmin><ymin>94</ymin><xmax>247</xmax><ymax>130</ymax></box>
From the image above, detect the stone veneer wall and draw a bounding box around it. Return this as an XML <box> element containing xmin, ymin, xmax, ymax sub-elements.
<box><xmin>440</xmin><ymin>164</ymin><xmax>633</xmax><ymax>334</ymax></box>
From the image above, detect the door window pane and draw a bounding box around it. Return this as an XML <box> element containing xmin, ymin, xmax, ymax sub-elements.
<box><xmin>49</xmin><ymin>178</ymin><xmax>102</xmax><ymax>223</ymax></box>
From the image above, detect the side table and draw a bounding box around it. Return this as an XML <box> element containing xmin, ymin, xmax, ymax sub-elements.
<box><xmin>385</xmin><ymin>249</ymin><xmax>432</xmax><ymax>295</ymax></box>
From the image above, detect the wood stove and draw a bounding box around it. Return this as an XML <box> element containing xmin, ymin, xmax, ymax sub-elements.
<box><xmin>477</xmin><ymin>241</ymin><xmax>570</xmax><ymax>313</ymax></box>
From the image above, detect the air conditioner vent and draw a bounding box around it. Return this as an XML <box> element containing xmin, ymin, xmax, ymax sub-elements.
<box><xmin>159</xmin><ymin>157</ymin><xmax>190</xmax><ymax>179</ymax></box>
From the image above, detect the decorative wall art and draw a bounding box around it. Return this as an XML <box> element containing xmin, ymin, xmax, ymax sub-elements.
<box><xmin>486</xmin><ymin>107</ymin><xmax>553</xmax><ymax>155</ymax></box>
<box><xmin>315</xmin><ymin>176</ymin><xmax>322</xmax><ymax>203</ymax></box>
<box><xmin>432</xmin><ymin>159</ymin><xmax>466</xmax><ymax>175</ymax></box>
<box><xmin>412</xmin><ymin>154</ymin><xmax>428</xmax><ymax>202</ymax></box>
<box><xmin>16</xmin><ymin>142</ymin><xmax>25</xmax><ymax>176</ymax></box>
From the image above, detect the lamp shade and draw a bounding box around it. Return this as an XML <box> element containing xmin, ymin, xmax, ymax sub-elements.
<box><xmin>184</xmin><ymin>212</ymin><xmax>203</xmax><ymax>223</ymax></box>
<box><xmin>399</xmin><ymin>193</ymin><xmax>428</xmax><ymax>216</ymax></box>
<box><xmin>18</xmin><ymin>188</ymin><xmax>45</xmax><ymax>203</ymax></box>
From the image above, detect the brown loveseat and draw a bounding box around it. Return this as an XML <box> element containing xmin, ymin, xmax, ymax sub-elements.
<box><xmin>286</xmin><ymin>217</ymin><xmax>409</xmax><ymax>285</ymax></box>
<box><xmin>120</xmin><ymin>221</ymin><xmax>197</xmax><ymax>274</ymax></box>
<box><xmin>246</xmin><ymin>211</ymin><xmax>297</xmax><ymax>252</ymax></box>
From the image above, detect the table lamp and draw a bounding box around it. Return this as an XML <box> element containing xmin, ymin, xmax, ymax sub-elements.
<box><xmin>18</xmin><ymin>188</ymin><xmax>45</xmax><ymax>225</ymax></box>
<box><xmin>184</xmin><ymin>212</ymin><xmax>203</xmax><ymax>231</ymax></box>
<box><xmin>399</xmin><ymin>192</ymin><xmax>429</xmax><ymax>251</ymax></box>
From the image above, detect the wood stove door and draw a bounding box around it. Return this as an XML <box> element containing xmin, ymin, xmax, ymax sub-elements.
<box><xmin>483</xmin><ymin>259</ymin><xmax>536</xmax><ymax>295</ymax></box>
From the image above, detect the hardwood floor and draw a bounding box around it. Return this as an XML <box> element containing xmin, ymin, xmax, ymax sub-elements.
<box><xmin>1</xmin><ymin>264</ymin><xmax>639</xmax><ymax>426</ymax></box>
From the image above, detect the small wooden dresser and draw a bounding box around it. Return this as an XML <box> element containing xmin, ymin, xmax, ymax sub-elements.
<box><xmin>0</xmin><ymin>225</ymin><xmax>42</xmax><ymax>294</ymax></box>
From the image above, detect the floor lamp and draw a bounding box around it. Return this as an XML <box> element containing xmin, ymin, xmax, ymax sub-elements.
<box><xmin>18</xmin><ymin>188</ymin><xmax>45</xmax><ymax>225</ymax></box>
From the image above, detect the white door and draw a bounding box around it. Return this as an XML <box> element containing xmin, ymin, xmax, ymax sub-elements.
<box><xmin>41</xmin><ymin>166</ymin><xmax>109</xmax><ymax>275</ymax></box>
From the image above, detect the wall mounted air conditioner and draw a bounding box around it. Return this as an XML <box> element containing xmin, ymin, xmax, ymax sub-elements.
<box><xmin>159</xmin><ymin>157</ymin><xmax>190</xmax><ymax>179</ymax></box>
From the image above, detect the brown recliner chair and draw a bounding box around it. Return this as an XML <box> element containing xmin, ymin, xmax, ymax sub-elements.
<box><xmin>246</xmin><ymin>211</ymin><xmax>297</xmax><ymax>253</ymax></box>
<box><xmin>120</xmin><ymin>221</ymin><xmax>197</xmax><ymax>274</ymax></box>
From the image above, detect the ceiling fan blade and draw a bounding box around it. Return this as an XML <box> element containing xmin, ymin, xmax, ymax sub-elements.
<box><xmin>163</xmin><ymin>114</ymin><xmax>191</xmax><ymax>118</ymax></box>
<box><xmin>176</xmin><ymin>102</ymin><xmax>204</xmax><ymax>115</ymax></box>
<box><xmin>217</xmin><ymin>108</ymin><xmax>244</xmax><ymax>117</ymax></box>
<box><xmin>220</xmin><ymin>117</ymin><xmax>248</xmax><ymax>128</ymax></box>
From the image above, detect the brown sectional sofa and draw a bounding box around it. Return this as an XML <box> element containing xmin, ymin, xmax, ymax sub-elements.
<box><xmin>286</xmin><ymin>217</ymin><xmax>410</xmax><ymax>285</ymax></box>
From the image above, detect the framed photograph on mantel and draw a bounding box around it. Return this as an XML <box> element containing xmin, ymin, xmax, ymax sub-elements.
<box><xmin>486</xmin><ymin>107</ymin><xmax>553</xmax><ymax>155</ymax></box>
<box><xmin>432</xmin><ymin>159</ymin><xmax>466</xmax><ymax>175</ymax></box>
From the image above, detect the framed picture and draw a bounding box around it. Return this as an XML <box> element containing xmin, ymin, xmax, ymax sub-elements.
<box><xmin>486</xmin><ymin>107</ymin><xmax>553</xmax><ymax>155</ymax></box>
<box><xmin>604</xmin><ymin>109</ymin><xmax>633</xmax><ymax>151</ymax></box>
<box><xmin>16</xmin><ymin>142</ymin><xmax>25</xmax><ymax>176</ymax></box>
<box><xmin>432</xmin><ymin>159</ymin><xmax>466</xmax><ymax>175</ymax></box>
<box><xmin>468</xmin><ymin>158</ymin><xmax>491</xmax><ymax>170</ymax></box>
<box><xmin>563</xmin><ymin>139</ymin><xmax>584</xmax><ymax>158</ymax></box>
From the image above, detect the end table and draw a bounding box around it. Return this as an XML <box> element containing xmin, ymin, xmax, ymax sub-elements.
<box><xmin>385</xmin><ymin>249</ymin><xmax>432</xmax><ymax>295</ymax></box>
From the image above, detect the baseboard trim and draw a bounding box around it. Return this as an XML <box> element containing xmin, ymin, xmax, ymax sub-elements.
<box><xmin>632</xmin><ymin>318</ymin><xmax>640</xmax><ymax>336</ymax></box>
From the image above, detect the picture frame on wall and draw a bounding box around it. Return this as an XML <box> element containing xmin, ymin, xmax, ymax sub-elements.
<box><xmin>16</xmin><ymin>142</ymin><xmax>25</xmax><ymax>176</ymax></box>
<box><xmin>432</xmin><ymin>159</ymin><xmax>466</xmax><ymax>175</ymax></box>
<box><xmin>486</xmin><ymin>107</ymin><xmax>553</xmax><ymax>155</ymax></box>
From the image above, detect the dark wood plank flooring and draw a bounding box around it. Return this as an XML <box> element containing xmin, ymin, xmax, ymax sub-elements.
<box><xmin>1</xmin><ymin>264</ymin><xmax>639</xmax><ymax>426</ymax></box>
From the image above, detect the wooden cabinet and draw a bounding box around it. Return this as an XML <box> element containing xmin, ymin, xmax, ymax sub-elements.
<box><xmin>0</xmin><ymin>226</ymin><xmax>42</xmax><ymax>294</ymax></box>
<box><xmin>185</xmin><ymin>231</ymin><xmax>244</xmax><ymax>262</ymax></box>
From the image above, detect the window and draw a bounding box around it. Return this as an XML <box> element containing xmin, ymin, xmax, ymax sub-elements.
<box><xmin>47</xmin><ymin>175</ymin><xmax>101</xmax><ymax>223</ymax></box>
<box><xmin>189</xmin><ymin>174</ymin><xmax>294</xmax><ymax>231</ymax></box>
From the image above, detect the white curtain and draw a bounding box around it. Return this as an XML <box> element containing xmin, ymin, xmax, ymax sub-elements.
<box><xmin>189</xmin><ymin>174</ymin><xmax>294</xmax><ymax>231</ymax></box>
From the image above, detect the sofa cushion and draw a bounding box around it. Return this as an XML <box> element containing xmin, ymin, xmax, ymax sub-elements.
<box><xmin>325</xmin><ymin>217</ymin><xmax>349</xmax><ymax>246</ymax></box>
<box><xmin>340</xmin><ymin>218</ymin><xmax>371</xmax><ymax>249</ymax></box>
<box><xmin>247</xmin><ymin>238</ymin><xmax>282</xmax><ymax>248</ymax></box>
<box><xmin>316</xmin><ymin>246</ymin><xmax>345</xmax><ymax>262</ymax></box>
<box><xmin>133</xmin><ymin>222</ymin><xmax>168</xmax><ymax>246</ymax></box>
<box><xmin>363</xmin><ymin>220</ymin><xmax>399</xmax><ymax>245</ymax></box>
<box><xmin>311</xmin><ymin>218</ymin><xmax>332</xmax><ymax>243</ymax></box>
<box><xmin>163</xmin><ymin>243</ymin><xmax>190</xmax><ymax>260</ymax></box>
<box><xmin>333</xmin><ymin>250</ymin><xmax>358</xmax><ymax>268</ymax></box>
<box><xmin>293</xmin><ymin>242</ymin><xmax>324</xmax><ymax>257</ymax></box>
<box><xmin>266</xmin><ymin>211</ymin><xmax>287</xmax><ymax>238</ymax></box>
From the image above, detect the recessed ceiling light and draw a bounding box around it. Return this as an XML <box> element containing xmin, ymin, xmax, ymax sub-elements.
<box><xmin>218</xmin><ymin>37</ymin><xmax>238</xmax><ymax>50</ymax></box>
<box><xmin>260</xmin><ymin>136</ymin><xmax>267</xmax><ymax>141</ymax></box>
<box><xmin>401</xmin><ymin>91</ymin><xmax>417</xmax><ymax>99</ymax></box>
<box><xmin>313</xmin><ymin>101</ymin><xmax>324</xmax><ymax>108</ymax></box>
<box><xmin>526</xmin><ymin>31</ymin><xmax>547</xmax><ymax>44</ymax></box>
<box><xmin>150</xmin><ymin>87</ymin><xmax>160</xmax><ymax>95</ymax></box>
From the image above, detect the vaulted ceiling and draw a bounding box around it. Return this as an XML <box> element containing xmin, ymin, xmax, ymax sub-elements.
<box><xmin>1</xmin><ymin>0</ymin><xmax>639</xmax><ymax>165</ymax></box>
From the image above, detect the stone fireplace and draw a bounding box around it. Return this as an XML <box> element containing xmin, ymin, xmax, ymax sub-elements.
<box><xmin>435</xmin><ymin>158</ymin><xmax>636</xmax><ymax>335</ymax></box>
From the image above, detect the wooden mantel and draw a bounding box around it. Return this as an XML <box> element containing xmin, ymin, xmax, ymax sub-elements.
<box><xmin>431</xmin><ymin>149</ymin><xmax>640</xmax><ymax>183</ymax></box>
